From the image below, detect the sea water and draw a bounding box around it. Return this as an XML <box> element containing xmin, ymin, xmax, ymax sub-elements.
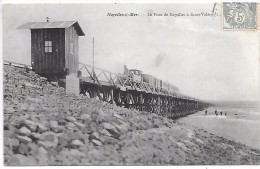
<box><xmin>178</xmin><ymin>103</ymin><xmax>260</xmax><ymax>150</ymax></box>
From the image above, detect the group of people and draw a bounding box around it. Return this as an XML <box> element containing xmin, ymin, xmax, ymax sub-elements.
<box><xmin>204</xmin><ymin>110</ymin><xmax>227</xmax><ymax>116</ymax></box>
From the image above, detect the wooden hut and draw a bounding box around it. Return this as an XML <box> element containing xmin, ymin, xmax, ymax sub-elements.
<box><xmin>17</xmin><ymin>20</ymin><xmax>85</xmax><ymax>79</ymax></box>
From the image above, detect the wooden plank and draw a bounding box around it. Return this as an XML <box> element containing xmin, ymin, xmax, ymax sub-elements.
<box><xmin>31</xmin><ymin>30</ymin><xmax>35</xmax><ymax>69</ymax></box>
<box><xmin>38</xmin><ymin>29</ymin><xmax>42</xmax><ymax>71</ymax></box>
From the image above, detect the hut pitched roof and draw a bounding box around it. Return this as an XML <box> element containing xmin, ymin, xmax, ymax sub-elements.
<box><xmin>17</xmin><ymin>21</ymin><xmax>85</xmax><ymax>36</ymax></box>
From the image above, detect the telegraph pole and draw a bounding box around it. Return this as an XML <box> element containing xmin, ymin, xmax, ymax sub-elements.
<box><xmin>93</xmin><ymin>37</ymin><xmax>95</xmax><ymax>68</ymax></box>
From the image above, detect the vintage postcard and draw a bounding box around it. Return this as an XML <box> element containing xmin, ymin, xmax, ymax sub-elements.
<box><xmin>2</xmin><ymin>1</ymin><xmax>260</xmax><ymax>167</ymax></box>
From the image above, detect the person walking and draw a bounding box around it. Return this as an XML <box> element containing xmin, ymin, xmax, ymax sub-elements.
<box><xmin>205</xmin><ymin>110</ymin><xmax>207</xmax><ymax>115</ymax></box>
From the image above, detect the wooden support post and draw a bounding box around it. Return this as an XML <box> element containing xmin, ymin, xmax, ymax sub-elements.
<box><xmin>140</xmin><ymin>93</ymin><xmax>143</xmax><ymax>111</ymax></box>
<box><xmin>158</xmin><ymin>96</ymin><xmax>161</xmax><ymax>115</ymax></box>
<box><xmin>110</xmin><ymin>88</ymin><xmax>114</xmax><ymax>104</ymax></box>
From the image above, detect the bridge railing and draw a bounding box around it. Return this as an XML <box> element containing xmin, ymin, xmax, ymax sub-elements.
<box><xmin>78</xmin><ymin>62</ymin><xmax>196</xmax><ymax>100</ymax></box>
<box><xmin>79</xmin><ymin>62</ymin><xmax>164</xmax><ymax>94</ymax></box>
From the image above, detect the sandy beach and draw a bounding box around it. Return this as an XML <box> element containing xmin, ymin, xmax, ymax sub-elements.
<box><xmin>4</xmin><ymin>65</ymin><xmax>260</xmax><ymax>165</ymax></box>
<box><xmin>179</xmin><ymin>106</ymin><xmax>260</xmax><ymax>150</ymax></box>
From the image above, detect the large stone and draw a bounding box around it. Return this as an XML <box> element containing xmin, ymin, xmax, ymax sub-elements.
<box><xmin>80</xmin><ymin>114</ymin><xmax>91</xmax><ymax>123</ymax></box>
<box><xmin>69</xmin><ymin>149</ymin><xmax>85</xmax><ymax>158</ymax></box>
<box><xmin>89</xmin><ymin>132</ymin><xmax>101</xmax><ymax>141</ymax></box>
<box><xmin>66</xmin><ymin>116</ymin><xmax>77</xmax><ymax>122</ymax></box>
<box><xmin>66</xmin><ymin>122</ymin><xmax>77</xmax><ymax>130</ymax></box>
<box><xmin>74</xmin><ymin>121</ymin><xmax>85</xmax><ymax>130</ymax></box>
<box><xmin>102</xmin><ymin>123</ymin><xmax>120</xmax><ymax>139</ymax></box>
<box><xmin>38</xmin><ymin>140</ymin><xmax>57</xmax><ymax>149</ymax></box>
<box><xmin>58</xmin><ymin>133</ymin><xmax>70</xmax><ymax>147</ymax></box>
<box><xmin>18</xmin><ymin>143</ymin><xmax>29</xmax><ymax>155</ymax></box>
<box><xmin>19</xmin><ymin>126</ymin><xmax>31</xmax><ymax>136</ymax></box>
<box><xmin>99</xmin><ymin>129</ymin><xmax>111</xmax><ymax>137</ymax></box>
<box><xmin>71</xmin><ymin>139</ymin><xmax>84</xmax><ymax>147</ymax></box>
<box><xmin>91</xmin><ymin>108</ymin><xmax>107</xmax><ymax>122</ymax></box>
<box><xmin>39</xmin><ymin>131</ymin><xmax>58</xmax><ymax>147</ymax></box>
<box><xmin>50</xmin><ymin>120</ymin><xmax>60</xmax><ymax>132</ymax></box>
<box><xmin>27</xmin><ymin>142</ymin><xmax>38</xmax><ymax>156</ymax></box>
<box><xmin>102</xmin><ymin>122</ymin><xmax>116</xmax><ymax>131</ymax></box>
<box><xmin>31</xmin><ymin>132</ymin><xmax>41</xmax><ymax>140</ymax></box>
<box><xmin>91</xmin><ymin>139</ymin><xmax>103</xmax><ymax>146</ymax></box>
<box><xmin>20</xmin><ymin>119</ymin><xmax>37</xmax><ymax>132</ymax></box>
<box><xmin>11</xmin><ymin>138</ymin><xmax>20</xmax><ymax>152</ymax></box>
<box><xmin>40</xmin><ymin>77</ymin><xmax>47</xmax><ymax>81</ymax></box>
<box><xmin>50</xmin><ymin>81</ymin><xmax>59</xmax><ymax>87</ymax></box>
<box><xmin>66</xmin><ymin>73</ymin><xmax>79</xmax><ymax>96</ymax></box>
<box><xmin>9</xmin><ymin>154</ymin><xmax>38</xmax><ymax>166</ymax></box>
<box><xmin>113</xmin><ymin>113</ymin><xmax>125</xmax><ymax>121</ymax></box>
<box><xmin>36</xmin><ymin>122</ymin><xmax>48</xmax><ymax>133</ymax></box>
<box><xmin>17</xmin><ymin>135</ymin><xmax>32</xmax><ymax>144</ymax></box>
<box><xmin>115</xmin><ymin>124</ymin><xmax>129</xmax><ymax>133</ymax></box>
<box><xmin>37</xmin><ymin>146</ymin><xmax>49</xmax><ymax>165</ymax></box>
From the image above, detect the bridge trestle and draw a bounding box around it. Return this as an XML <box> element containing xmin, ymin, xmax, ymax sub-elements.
<box><xmin>80</xmin><ymin>81</ymin><xmax>208</xmax><ymax>119</ymax></box>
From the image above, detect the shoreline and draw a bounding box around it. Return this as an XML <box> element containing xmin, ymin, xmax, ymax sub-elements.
<box><xmin>178</xmin><ymin>107</ymin><xmax>260</xmax><ymax>151</ymax></box>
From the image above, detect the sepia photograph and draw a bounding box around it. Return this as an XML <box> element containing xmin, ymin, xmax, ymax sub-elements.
<box><xmin>2</xmin><ymin>1</ymin><xmax>260</xmax><ymax>166</ymax></box>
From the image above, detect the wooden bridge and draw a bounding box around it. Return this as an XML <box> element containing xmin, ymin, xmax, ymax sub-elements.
<box><xmin>78</xmin><ymin>62</ymin><xmax>210</xmax><ymax>119</ymax></box>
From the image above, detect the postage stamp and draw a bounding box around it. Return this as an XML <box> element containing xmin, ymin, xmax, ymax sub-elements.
<box><xmin>222</xmin><ymin>2</ymin><xmax>258</xmax><ymax>30</ymax></box>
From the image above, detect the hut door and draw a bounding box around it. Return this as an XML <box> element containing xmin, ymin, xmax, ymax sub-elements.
<box><xmin>44</xmin><ymin>40</ymin><xmax>53</xmax><ymax>71</ymax></box>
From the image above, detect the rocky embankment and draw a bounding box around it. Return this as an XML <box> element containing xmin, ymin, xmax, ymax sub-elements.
<box><xmin>3</xmin><ymin>65</ymin><xmax>260</xmax><ymax>165</ymax></box>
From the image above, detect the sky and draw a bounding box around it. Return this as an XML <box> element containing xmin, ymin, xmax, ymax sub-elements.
<box><xmin>2</xmin><ymin>3</ymin><xmax>260</xmax><ymax>101</ymax></box>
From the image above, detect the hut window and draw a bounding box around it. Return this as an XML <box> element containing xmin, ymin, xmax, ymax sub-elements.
<box><xmin>45</xmin><ymin>41</ymin><xmax>52</xmax><ymax>53</ymax></box>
